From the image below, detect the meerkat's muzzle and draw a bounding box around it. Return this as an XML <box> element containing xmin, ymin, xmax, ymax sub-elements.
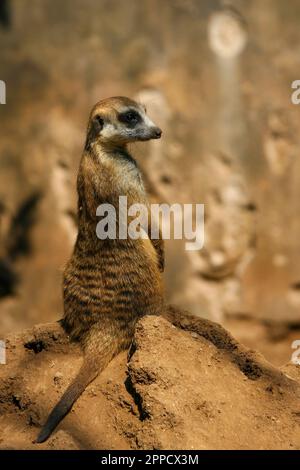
<box><xmin>137</xmin><ymin>126</ymin><xmax>162</xmax><ymax>141</ymax></box>
<box><xmin>150</xmin><ymin>127</ymin><xmax>162</xmax><ymax>139</ymax></box>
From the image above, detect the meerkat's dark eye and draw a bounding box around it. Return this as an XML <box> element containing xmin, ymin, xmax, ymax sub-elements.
<box><xmin>118</xmin><ymin>109</ymin><xmax>141</xmax><ymax>127</ymax></box>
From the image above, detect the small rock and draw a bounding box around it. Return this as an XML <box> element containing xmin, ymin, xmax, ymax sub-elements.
<box><xmin>54</xmin><ymin>372</ymin><xmax>63</xmax><ymax>384</ymax></box>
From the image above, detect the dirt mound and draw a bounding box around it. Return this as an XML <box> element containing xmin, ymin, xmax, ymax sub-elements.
<box><xmin>1</xmin><ymin>316</ymin><xmax>300</xmax><ymax>450</ymax></box>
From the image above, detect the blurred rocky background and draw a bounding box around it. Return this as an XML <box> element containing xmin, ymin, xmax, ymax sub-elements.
<box><xmin>1</xmin><ymin>0</ymin><xmax>300</xmax><ymax>365</ymax></box>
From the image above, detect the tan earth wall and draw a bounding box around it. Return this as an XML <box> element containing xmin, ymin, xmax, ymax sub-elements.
<box><xmin>0</xmin><ymin>0</ymin><xmax>300</xmax><ymax>336</ymax></box>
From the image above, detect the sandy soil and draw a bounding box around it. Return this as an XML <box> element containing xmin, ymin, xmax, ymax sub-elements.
<box><xmin>1</xmin><ymin>316</ymin><xmax>300</xmax><ymax>450</ymax></box>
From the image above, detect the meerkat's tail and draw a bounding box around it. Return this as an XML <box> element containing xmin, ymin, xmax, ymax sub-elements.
<box><xmin>35</xmin><ymin>333</ymin><xmax>119</xmax><ymax>444</ymax></box>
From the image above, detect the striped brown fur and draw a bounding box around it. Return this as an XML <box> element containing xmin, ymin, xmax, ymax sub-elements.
<box><xmin>36</xmin><ymin>97</ymin><xmax>164</xmax><ymax>443</ymax></box>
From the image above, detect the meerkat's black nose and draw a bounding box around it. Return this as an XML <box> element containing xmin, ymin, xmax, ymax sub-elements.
<box><xmin>153</xmin><ymin>127</ymin><xmax>162</xmax><ymax>139</ymax></box>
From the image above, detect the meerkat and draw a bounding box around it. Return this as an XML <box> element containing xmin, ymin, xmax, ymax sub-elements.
<box><xmin>36</xmin><ymin>97</ymin><xmax>290</xmax><ymax>443</ymax></box>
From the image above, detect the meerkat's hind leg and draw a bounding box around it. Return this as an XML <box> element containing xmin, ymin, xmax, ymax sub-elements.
<box><xmin>35</xmin><ymin>327</ymin><xmax>120</xmax><ymax>444</ymax></box>
<box><xmin>163</xmin><ymin>305</ymin><xmax>237</xmax><ymax>350</ymax></box>
<box><xmin>163</xmin><ymin>305</ymin><xmax>296</xmax><ymax>387</ymax></box>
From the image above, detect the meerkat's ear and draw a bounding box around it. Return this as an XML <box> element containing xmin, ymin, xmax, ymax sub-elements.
<box><xmin>85</xmin><ymin>114</ymin><xmax>104</xmax><ymax>150</ymax></box>
<box><xmin>93</xmin><ymin>115</ymin><xmax>104</xmax><ymax>132</ymax></box>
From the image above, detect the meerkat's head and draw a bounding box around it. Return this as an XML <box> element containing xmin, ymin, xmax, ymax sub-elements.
<box><xmin>85</xmin><ymin>96</ymin><xmax>162</xmax><ymax>150</ymax></box>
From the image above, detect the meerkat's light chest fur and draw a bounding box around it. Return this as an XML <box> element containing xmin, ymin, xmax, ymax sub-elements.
<box><xmin>95</xmin><ymin>145</ymin><xmax>145</xmax><ymax>199</ymax></box>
